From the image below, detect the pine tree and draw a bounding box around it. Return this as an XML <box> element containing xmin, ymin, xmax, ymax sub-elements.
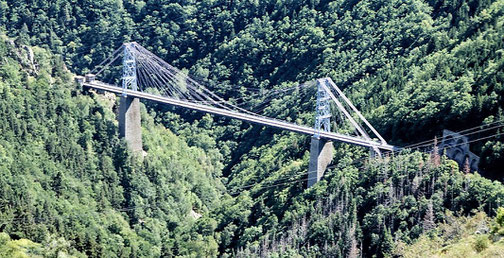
<box><xmin>464</xmin><ymin>157</ymin><xmax>471</xmax><ymax>174</ymax></box>
<box><xmin>348</xmin><ymin>224</ymin><xmax>359</xmax><ymax>258</ymax></box>
<box><xmin>380</xmin><ymin>226</ymin><xmax>394</xmax><ymax>256</ymax></box>
<box><xmin>431</xmin><ymin>137</ymin><xmax>441</xmax><ymax>167</ymax></box>
<box><xmin>423</xmin><ymin>201</ymin><xmax>435</xmax><ymax>232</ymax></box>
<box><xmin>16</xmin><ymin>23</ymin><xmax>30</xmax><ymax>45</ymax></box>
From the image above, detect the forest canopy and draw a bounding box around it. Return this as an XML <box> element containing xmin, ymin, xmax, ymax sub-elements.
<box><xmin>0</xmin><ymin>0</ymin><xmax>504</xmax><ymax>257</ymax></box>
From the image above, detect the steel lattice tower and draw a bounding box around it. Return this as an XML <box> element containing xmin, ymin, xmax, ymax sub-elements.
<box><xmin>314</xmin><ymin>79</ymin><xmax>331</xmax><ymax>137</ymax></box>
<box><xmin>122</xmin><ymin>43</ymin><xmax>137</xmax><ymax>93</ymax></box>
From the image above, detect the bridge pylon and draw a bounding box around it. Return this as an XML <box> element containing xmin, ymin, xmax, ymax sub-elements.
<box><xmin>308</xmin><ymin>80</ymin><xmax>334</xmax><ymax>188</ymax></box>
<box><xmin>119</xmin><ymin>43</ymin><xmax>143</xmax><ymax>154</ymax></box>
<box><xmin>307</xmin><ymin>78</ymin><xmax>389</xmax><ymax>188</ymax></box>
<box><xmin>308</xmin><ymin>136</ymin><xmax>333</xmax><ymax>188</ymax></box>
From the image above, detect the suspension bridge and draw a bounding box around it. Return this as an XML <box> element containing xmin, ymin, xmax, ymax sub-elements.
<box><xmin>75</xmin><ymin>42</ymin><xmax>395</xmax><ymax>187</ymax></box>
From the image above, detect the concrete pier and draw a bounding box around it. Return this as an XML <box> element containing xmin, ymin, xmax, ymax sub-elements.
<box><xmin>307</xmin><ymin>137</ymin><xmax>333</xmax><ymax>188</ymax></box>
<box><xmin>119</xmin><ymin>96</ymin><xmax>143</xmax><ymax>153</ymax></box>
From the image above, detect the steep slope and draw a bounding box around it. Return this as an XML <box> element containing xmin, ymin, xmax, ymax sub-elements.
<box><xmin>222</xmin><ymin>151</ymin><xmax>504</xmax><ymax>257</ymax></box>
<box><xmin>396</xmin><ymin>210</ymin><xmax>504</xmax><ymax>257</ymax></box>
<box><xmin>0</xmin><ymin>36</ymin><xmax>226</xmax><ymax>256</ymax></box>
<box><xmin>1</xmin><ymin>0</ymin><xmax>504</xmax><ymax>257</ymax></box>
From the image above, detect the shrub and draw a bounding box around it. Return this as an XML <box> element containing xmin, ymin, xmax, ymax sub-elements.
<box><xmin>473</xmin><ymin>235</ymin><xmax>489</xmax><ymax>253</ymax></box>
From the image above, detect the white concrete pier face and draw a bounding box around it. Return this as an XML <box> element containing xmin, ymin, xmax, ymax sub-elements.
<box><xmin>119</xmin><ymin>96</ymin><xmax>143</xmax><ymax>153</ymax></box>
<box><xmin>307</xmin><ymin>137</ymin><xmax>333</xmax><ymax>188</ymax></box>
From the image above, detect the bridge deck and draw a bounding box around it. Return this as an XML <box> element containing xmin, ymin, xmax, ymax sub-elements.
<box><xmin>82</xmin><ymin>81</ymin><xmax>395</xmax><ymax>151</ymax></box>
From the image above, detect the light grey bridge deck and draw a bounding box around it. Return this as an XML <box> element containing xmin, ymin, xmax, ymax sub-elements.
<box><xmin>82</xmin><ymin>80</ymin><xmax>395</xmax><ymax>151</ymax></box>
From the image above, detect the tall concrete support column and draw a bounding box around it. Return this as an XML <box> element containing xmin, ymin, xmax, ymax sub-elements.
<box><xmin>119</xmin><ymin>96</ymin><xmax>143</xmax><ymax>153</ymax></box>
<box><xmin>307</xmin><ymin>137</ymin><xmax>333</xmax><ymax>188</ymax></box>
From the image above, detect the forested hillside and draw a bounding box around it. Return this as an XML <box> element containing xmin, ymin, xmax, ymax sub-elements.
<box><xmin>0</xmin><ymin>37</ymin><xmax>225</xmax><ymax>256</ymax></box>
<box><xmin>1</xmin><ymin>0</ymin><xmax>504</xmax><ymax>257</ymax></box>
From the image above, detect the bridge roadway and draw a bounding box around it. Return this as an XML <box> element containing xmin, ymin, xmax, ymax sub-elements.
<box><xmin>82</xmin><ymin>80</ymin><xmax>395</xmax><ymax>151</ymax></box>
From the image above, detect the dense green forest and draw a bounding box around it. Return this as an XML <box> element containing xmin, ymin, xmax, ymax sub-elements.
<box><xmin>1</xmin><ymin>0</ymin><xmax>504</xmax><ymax>257</ymax></box>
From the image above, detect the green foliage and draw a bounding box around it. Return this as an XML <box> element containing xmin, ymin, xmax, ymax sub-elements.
<box><xmin>1</xmin><ymin>0</ymin><xmax>504</xmax><ymax>257</ymax></box>
<box><xmin>395</xmin><ymin>211</ymin><xmax>504</xmax><ymax>257</ymax></box>
<box><xmin>0</xmin><ymin>232</ymin><xmax>87</xmax><ymax>257</ymax></box>
<box><xmin>230</xmin><ymin>150</ymin><xmax>504</xmax><ymax>257</ymax></box>
<box><xmin>491</xmin><ymin>207</ymin><xmax>504</xmax><ymax>235</ymax></box>
<box><xmin>474</xmin><ymin>235</ymin><xmax>489</xmax><ymax>252</ymax></box>
<box><xmin>0</xmin><ymin>37</ymin><xmax>224</xmax><ymax>257</ymax></box>
<box><xmin>2</xmin><ymin>0</ymin><xmax>503</xmax><ymax>174</ymax></box>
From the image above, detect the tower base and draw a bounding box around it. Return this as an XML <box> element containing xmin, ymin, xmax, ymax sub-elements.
<box><xmin>307</xmin><ymin>137</ymin><xmax>333</xmax><ymax>188</ymax></box>
<box><xmin>119</xmin><ymin>96</ymin><xmax>143</xmax><ymax>154</ymax></box>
